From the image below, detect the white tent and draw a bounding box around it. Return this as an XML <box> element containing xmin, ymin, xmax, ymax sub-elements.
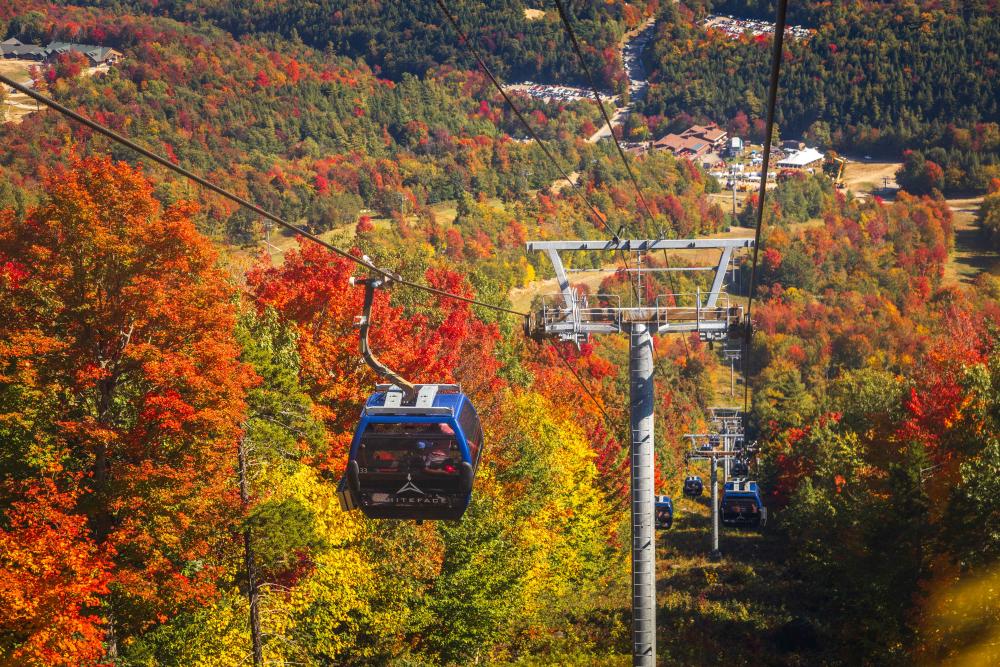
<box><xmin>777</xmin><ymin>147</ymin><xmax>824</xmax><ymax>168</ymax></box>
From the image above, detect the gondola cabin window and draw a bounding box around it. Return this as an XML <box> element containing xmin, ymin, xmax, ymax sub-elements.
<box><xmin>458</xmin><ymin>401</ymin><xmax>483</xmax><ymax>468</ymax></box>
<box><xmin>458</xmin><ymin>403</ymin><xmax>482</xmax><ymax>464</ymax></box>
<box><xmin>359</xmin><ymin>422</ymin><xmax>463</xmax><ymax>476</ymax></box>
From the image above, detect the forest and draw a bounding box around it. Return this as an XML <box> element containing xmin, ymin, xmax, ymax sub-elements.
<box><xmin>641</xmin><ymin>0</ymin><xmax>1000</xmax><ymax>194</ymax></box>
<box><xmin>2</xmin><ymin>1</ymin><xmax>1000</xmax><ymax>666</ymax></box>
<box><xmin>52</xmin><ymin>0</ymin><xmax>655</xmax><ymax>90</ymax></box>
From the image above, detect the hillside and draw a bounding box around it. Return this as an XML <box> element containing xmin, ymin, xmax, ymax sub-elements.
<box><xmin>73</xmin><ymin>0</ymin><xmax>654</xmax><ymax>89</ymax></box>
<box><xmin>1</xmin><ymin>2</ymin><xmax>1000</xmax><ymax>666</ymax></box>
<box><xmin>640</xmin><ymin>1</ymin><xmax>1000</xmax><ymax>194</ymax></box>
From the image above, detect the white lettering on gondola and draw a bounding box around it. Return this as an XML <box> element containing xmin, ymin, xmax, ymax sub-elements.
<box><xmin>391</xmin><ymin>495</ymin><xmax>450</xmax><ymax>505</ymax></box>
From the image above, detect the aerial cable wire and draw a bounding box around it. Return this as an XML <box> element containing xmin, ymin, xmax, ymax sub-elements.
<box><xmin>552</xmin><ymin>0</ymin><xmax>658</xmax><ymax>236</ymax></box>
<box><xmin>433</xmin><ymin>1</ymin><xmax>653</xmax><ymax>488</ymax></box>
<box><xmin>554</xmin><ymin>0</ymin><xmax>731</xmax><ymax>371</ymax></box>
<box><xmin>552</xmin><ymin>0</ymin><xmax>703</xmax><ymax>371</ymax></box>
<box><xmin>3</xmin><ymin>21</ymin><xmax>663</xmax><ymax>487</ymax></box>
<box><xmin>0</xmin><ymin>73</ymin><xmax>527</xmax><ymax>319</ymax></box>
<box><xmin>550</xmin><ymin>341</ymin><xmax>615</xmax><ymax>426</ymax></box>
<box><xmin>739</xmin><ymin>0</ymin><xmax>789</xmax><ymax>422</ymax></box>
<box><xmin>3</xmin><ymin>35</ymin><xmax>658</xmax><ymax>517</ymax></box>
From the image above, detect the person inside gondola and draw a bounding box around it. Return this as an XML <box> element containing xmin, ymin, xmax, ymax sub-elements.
<box><xmin>411</xmin><ymin>440</ymin><xmax>430</xmax><ymax>470</ymax></box>
<box><xmin>424</xmin><ymin>440</ymin><xmax>459</xmax><ymax>475</ymax></box>
<box><xmin>342</xmin><ymin>383</ymin><xmax>483</xmax><ymax>520</ymax></box>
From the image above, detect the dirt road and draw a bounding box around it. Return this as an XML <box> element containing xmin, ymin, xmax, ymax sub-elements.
<box><xmin>0</xmin><ymin>60</ymin><xmax>38</xmax><ymax>123</ymax></box>
<box><xmin>586</xmin><ymin>18</ymin><xmax>656</xmax><ymax>143</ymax></box>
<box><xmin>2</xmin><ymin>59</ymin><xmax>110</xmax><ymax>124</ymax></box>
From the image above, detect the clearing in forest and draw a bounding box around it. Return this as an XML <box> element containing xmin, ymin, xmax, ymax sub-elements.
<box><xmin>841</xmin><ymin>158</ymin><xmax>901</xmax><ymax>197</ymax></box>
<box><xmin>0</xmin><ymin>59</ymin><xmax>38</xmax><ymax>123</ymax></box>
<box><xmin>944</xmin><ymin>196</ymin><xmax>998</xmax><ymax>285</ymax></box>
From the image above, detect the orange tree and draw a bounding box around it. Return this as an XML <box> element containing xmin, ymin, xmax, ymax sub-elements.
<box><xmin>0</xmin><ymin>478</ymin><xmax>111</xmax><ymax>666</ymax></box>
<box><xmin>0</xmin><ymin>155</ymin><xmax>255</xmax><ymax>654</ymax></box>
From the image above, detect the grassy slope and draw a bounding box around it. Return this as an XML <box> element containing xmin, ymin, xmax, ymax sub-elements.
<box><xmin>944</xmin><ymin>196</ymin><xmax>999</xmax><ymax>285</ymax></box>
<box><xmin>656</xmin><ymin>494</ymin><xmax>821</xmax><ymax>666</ymax></box>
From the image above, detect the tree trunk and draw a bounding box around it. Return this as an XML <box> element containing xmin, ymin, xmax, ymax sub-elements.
<box><xmin>105</xmin><ymin>612</ymin><xmax>119</xmax><ymax>662</ymax></box>
<box><xmin>238</xmin><ymin>437</ymin><xmax>264</xmax><ymax>666</ymax></box>
<box><xmin>95</xmin><ymin>379</ymin><xmax>119</xmax><ymax>660</ymax></box>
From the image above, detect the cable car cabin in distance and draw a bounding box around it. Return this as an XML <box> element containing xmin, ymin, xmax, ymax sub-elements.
<box><xmin>731</xmin><ymin>458</ymin><xmax>750</xmax><ymax>478</ymax></box>
<box><xmin>720</xmin><ymin>480</ymin><xmax>767</xmax><ymax>530</ymax></box>
<box><xmin>338</xmin><ymin>384</ymin><xmax>483</xmax><ymax>521</ymax></box>
<box><xmin>683</xmin><ymin>475</ymin><xmax>704</xmax><ymax>498</ymax></box>
<box><xmin>655</xmin><ymin>495</ymin><xmax>674</xmax><ymax>530</ymax></box>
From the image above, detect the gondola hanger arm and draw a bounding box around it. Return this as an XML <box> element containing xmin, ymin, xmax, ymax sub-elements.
<box><xmin>350</xmin><ymin>264</ymin><xmax>416</xmax><ymax>398</ymax></box>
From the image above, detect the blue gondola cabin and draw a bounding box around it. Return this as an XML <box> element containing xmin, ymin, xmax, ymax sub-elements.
<box><xmin>338</xmin><ymin>384</ymin><xmax>483</xmax><ymax>521</ymax></box>
<box><xmin>683</xmin><ymin>475</ymin><xmax>704</xmax><ymax>498</ymax></box>
<box><xmin>655</xmin><ymin>495</ymin><xmax>674</xmax><ymax>530</ymax></box>
<box><xmin>720</xmin><ymin>480</ymin><xmax>767</xmax><ymax>529</ymax></box>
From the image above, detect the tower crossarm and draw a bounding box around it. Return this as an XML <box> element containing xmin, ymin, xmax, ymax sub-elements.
<box><xmin>526</xmin><ymin>239</ymin><xmax>754</xmax><ymax>344</ymax></box>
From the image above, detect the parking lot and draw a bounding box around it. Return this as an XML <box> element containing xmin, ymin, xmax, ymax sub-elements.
<box><xmin>701</xmin><ymin>15</ymin><xmax>812</xmax><ymax>41</ymax></box>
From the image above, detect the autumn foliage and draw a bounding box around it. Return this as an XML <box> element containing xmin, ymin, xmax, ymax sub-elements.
<box><xmin>0</xmin><ymin>479</ymin><xmax>110</xmax><ymax>666</ymax></box>
<box><xmin>0</xmin><ymin>155</ymin><xmax>255</xmax><ymax>655</ymax></box>
<box><xmin>743</xmin><ymin>172</ymin><xmax>1000</xmax><ymax>660</ymax></box>
<box><xmin>1</xmin><ymin>0</ymin><xmax>999</xmax><ymax>663</ymax></box>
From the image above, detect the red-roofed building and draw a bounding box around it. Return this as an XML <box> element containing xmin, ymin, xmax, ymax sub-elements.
<box><xmin>653</xmin><ymin>133</ymin><xmax>711</xmax><ymax>158</ymax></box>
<box><xmin>681</xmin><ymin>122</ymin><xmax>728</xmax><ymax>148</ymax></box>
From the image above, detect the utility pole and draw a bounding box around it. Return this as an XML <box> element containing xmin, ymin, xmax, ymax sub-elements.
<box><xmin>527</xmin><ymin>237</ymin><xmax>753</xmax><ymax>667</ymax></box>
<box><xmin>686</xmin><ymin>445</ymin><xmax>733</xmax><ymax>560</ymax></box>
<box><xmin>687</xmin><ymin>408</ymin><xmax>744</xmax><ymax>560</ymax></box>
<box><xmin>730</xmin><ymin>168</ymin><xmax>738</xmax><ymax>221</ymax></box>
<box><xmin>634</xmin><ymin>249</ymin><xmax>645</xmax><ymax>307</ymax></box>
<box><xmin>262</xmin><ymin>219</ymin><xmax>280</xmax><ymax>256</ymax></box>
